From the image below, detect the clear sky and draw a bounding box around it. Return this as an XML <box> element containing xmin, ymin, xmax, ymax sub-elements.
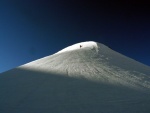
<box><xmin>0</xmin><ymin>0</ymin><xmax>150</xmax><ymax>72</ymax></box>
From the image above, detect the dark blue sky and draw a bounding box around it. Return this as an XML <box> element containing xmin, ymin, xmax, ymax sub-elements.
<box><xmin>0</xmin><ymin>0</ymin><xmax>150</xmax><ymax>72</ymax></box>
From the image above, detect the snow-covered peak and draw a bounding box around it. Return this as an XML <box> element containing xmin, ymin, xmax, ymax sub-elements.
<box><xmin>56</xmin><ymin>41</ymin><xmax>98</xmax><ymax>54</ymax></box>
<box><xmin>1</xmin><ymin>41</ymin><xmax>150</xmax><ymax>113</ymax></box>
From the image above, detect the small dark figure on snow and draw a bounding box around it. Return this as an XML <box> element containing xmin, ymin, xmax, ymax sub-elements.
<box><xmin>80</xmin><ymin>45</ymin><xmax>82</xmax><ymax>48</ymax></box>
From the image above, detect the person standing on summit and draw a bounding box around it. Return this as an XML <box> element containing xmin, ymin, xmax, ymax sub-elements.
<box><xmin>80</xmin><ymin>45</ymin><xmax>82</xmax><ymax>48</ymax></box>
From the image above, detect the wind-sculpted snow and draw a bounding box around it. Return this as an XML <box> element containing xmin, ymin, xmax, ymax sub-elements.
<box><xmin>0</xmin><ymin>41</ymin><xmax>150</xmax><ymax>113</ymax></box>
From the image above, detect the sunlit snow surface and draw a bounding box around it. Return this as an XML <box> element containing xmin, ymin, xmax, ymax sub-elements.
<box><xmin>0</xmin><ymin>41</ymin><xmax>150</xmax><ymax>113</ymax></box>
<box><xmin>21</xmin><ymin>41</ymin><xmax>150</xmax><ymax>90</ymax></box>
<box><xmin>56</xmin><ymin>41</ymin><xmax>99</xmax><ymax>54</ymax></box>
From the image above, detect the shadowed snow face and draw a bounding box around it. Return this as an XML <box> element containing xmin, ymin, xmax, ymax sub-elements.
<box><xmin>1</xmin><ymin>68</ymin><xmax>150</xmax><ymax>113</ymax></box>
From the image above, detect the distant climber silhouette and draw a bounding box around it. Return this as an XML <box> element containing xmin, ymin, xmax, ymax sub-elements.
<box><xmin>80</xmin><ymin>45</ymin><xmax>82</xmax><ymax>48</ymax></box>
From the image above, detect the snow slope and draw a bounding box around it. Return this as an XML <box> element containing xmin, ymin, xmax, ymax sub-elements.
<box><xmin>0</xmin><ymin>41</ymin><xmax>150</xmax><ymax>113</ymax></box>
